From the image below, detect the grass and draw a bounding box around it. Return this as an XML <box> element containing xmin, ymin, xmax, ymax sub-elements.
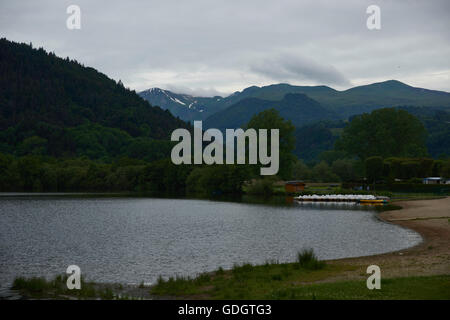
<box><xmin>12</xmin><ymin>274</ymin><xmax>116</xmax><ymax>299</ymax></box>
<box><xmin>150</xmin><ymin>247</ymin><xmax>450</xmax><ymax>300</ymax></box>
<box><xmin>150</xmin><ymin>264</ymin><xmax>450</xmax><ymax>300</ymax></box>
<box><xmin>12</xmin><ymin>277</ymin><xmax>51</xmax><ymax>294</ymax></box>
<box><xmin>150</xmin><ymin>250</ymin><xmax>354</xmax><ymax>299</ymax></box>
<box><xmin>269</xmin><ymin>275</ymin><xmax>450</xmax><ymax>300</ymax></box>
<box><xmin>12</xmin><ymin>266</ymin><xmax>450</xmax><ymax>300</ymax></box>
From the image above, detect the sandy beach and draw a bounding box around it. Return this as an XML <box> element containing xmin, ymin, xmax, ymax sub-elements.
<box><xmin>326</xmin><ymin>197</ymin><xmax>450</xmax><ymax>281</ymax></box>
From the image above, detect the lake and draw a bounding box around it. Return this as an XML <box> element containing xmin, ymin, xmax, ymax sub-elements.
<box><xmin>0</xmin><ymin>195</ymin><xmax>422</xmax><ymax>288</ymax></box>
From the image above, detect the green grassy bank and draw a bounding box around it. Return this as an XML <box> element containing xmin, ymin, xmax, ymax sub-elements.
<box><xmin>150</xmin><ymin>258</ymin><xmax>449</xmax><ymax>300</ymax></box>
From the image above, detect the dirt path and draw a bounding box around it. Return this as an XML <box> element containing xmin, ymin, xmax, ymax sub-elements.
<box><xmin>325</xmin><ymin>197</ymin><xmax>450</xmax><ymax>281</ymax></box>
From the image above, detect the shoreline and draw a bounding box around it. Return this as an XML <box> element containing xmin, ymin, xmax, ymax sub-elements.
<box><xmin>4</xmin><ymin>196</ymin><xmax>449</xmax><ymax>300</ymax></box>
<box><xmin>145</xmin><ymin>197</ymin><xmax>449</xmax><ymax>299</ymax></box>
<box><xmin>323</xmin><ymin>196</ymin><xmax>450</xmax><ymax>281</ymax></box>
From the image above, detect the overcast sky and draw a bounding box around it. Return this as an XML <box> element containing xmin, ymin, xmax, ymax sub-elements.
<box><xmin>1</xmin><ymin>0</ymin><xmax>449</xmax><ymax>96</ymax></box>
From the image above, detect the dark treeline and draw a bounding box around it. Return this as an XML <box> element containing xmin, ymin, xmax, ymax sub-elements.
<box><xmin>292</xmin><ymin>108</ymin><xmax>450</xmax><ymax>184</ymax></box>
<box><xmin>291</xmin><ymin>157</ymin><xmax>450</xmax><ymax>183</ymax></box>
<box><xmin>365</xmin><ymin>156</ymin><xmax>449</xmax><ymax>183</ymax></box>
<box><xmin>3</xmin><ymin>152</ymin><xmax>447</xmax><ymax>194</ymax></box>
<box><xmin>1</xmin><ymin>107</ymin><xmax>449</xmax><ymax>194</ymax></box>
<box><xmin>0</xmin><ymin>153</ymin><xmax>256</xmax><ymax>196</ymax></box>
<box><xmin>0</xmin><ymin>107</ymin><xmax>297</xmax><ymax>195</ymax></box>
<box><xmin>0</xmin><ymin>109</ymin><xmax>292</xmax><ymax>195</ymax></box>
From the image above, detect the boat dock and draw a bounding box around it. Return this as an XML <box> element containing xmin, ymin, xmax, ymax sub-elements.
<box><xmin>294</xmin><ymin>194</ymin><xmax>389</xmax><ymax>204</ymax></box>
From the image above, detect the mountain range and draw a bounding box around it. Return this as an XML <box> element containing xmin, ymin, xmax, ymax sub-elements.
<box><xmin>204</xmin><ymin>93</ymin><xmax>336</xmax><ymax>131</ymax></box>
<box><xmin>139</xmin><ymin>81</ymin><xmax>450</xmax><ymax>126</ymax></box>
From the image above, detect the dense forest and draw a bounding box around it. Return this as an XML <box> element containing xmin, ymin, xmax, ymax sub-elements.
<box><xmin>293</xmin><ymin>120</ymin><xmax>345</xmax><ymax>162</ymax></box>
<box><xmin>1</xmin><ymin>106</ymin><xmax>449</xmax><ymax>194</ymax></box>
<box><xmin>0</xmin><ymin>38</ymin><xmax>189</xmax><ymax>161</ymax></box>
<box><xmin>291</xmin><ymin>108</ymin><xmax>450</xmax><ymax>187</ymax></box>
<box><xmin>294</xmin><ymin>107</ymin><xmax>450</xmax><ymax>162</ymax></box>
<box><xmin>397</xmin><ymin>106</ymin><xmax>450</xmax><ymax>158</ymax></box>
<box><xmin>0</xmin><ymin>109</ymin><xmax>294</xmax><ymax>194</ymax></box>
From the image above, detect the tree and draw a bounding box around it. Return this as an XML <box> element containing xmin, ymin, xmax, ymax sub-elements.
<box><xmin>331</xmin><ymin>159</ymin><xmax>360</xmax><ymax>182</ymax></box>
<box><xmin>365</xmin><ymin>156</ymin><xmax>384</xmax><ymax>183</ymax></box>
<box><xmin>335</xmin><ymin>108</ymin><xmax>427</xmax><ymax>160</ymax></box>
<box><xmin>246</xmin><ymin>109</ymin><xmax>296</xmax><ymax>180</ymax></box>
<box><xmin>17</xmin><ymin>136</ymin><xmax>48</xmax><ymax>156</ymax></box>
<box><xmin>318</xmin><ymin>150</ymin><xmax>349</xmax><ymax>165</ymax></box>
<box><xmin>291</xmin><ymin>158</ymin><xmax>311</xmax><ymax>180</ymax></box>
<box><xmin>441</xmin><ymin>160</ymin><xmax>450</xmax><ymax>178</ymax></box>
<box><xmin>294</xmin><ymin>122</ymin><xmax>337</xmax><ymax>162</ymax></box>
<box><xmin>186</xmin><ymin>165</ymin><xmax>249</xmax><ymax>195</ymax></box>
<box><xmin>311</xmin><ymin>161</ymin><xmax>339</xmax><ymax>182</ymax></box>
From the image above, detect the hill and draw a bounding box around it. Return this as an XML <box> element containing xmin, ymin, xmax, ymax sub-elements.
<box><xmin>140</xmin><ymin>88</ymin><xmax>205</xmax><ymax>122</ymax></box>
<box><xmin>140</xmin><ymin>81</ymin><xmax>450</xmax><ymax>122</ymax></box>
<box><xmin>139</xmin><ymin>88</ymin><xmax>232</xmax><ymax>122</ymax></box>
<box><xmin>223</xmin><ymin>81</ymin><xmax>450</xmax><ymax>119</ymax></box>
<box><xmin>203</xmin><ymin>93</ymin><xmax>336</xmax><ymax>131</ymax></box>
<box><xmin>0</xmin><ymin>38</ymin><xmax>189</xmax><ymax>161</ymax></box>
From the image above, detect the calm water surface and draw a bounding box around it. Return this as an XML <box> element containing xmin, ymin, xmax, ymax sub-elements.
<box><xmin>0</xmin><ymin>196</ymin><xmax>421</xmax><ymax>288</ymax></box>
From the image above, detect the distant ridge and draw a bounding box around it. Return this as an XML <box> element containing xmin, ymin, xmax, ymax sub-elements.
<box><xmin>204</xmin><ymin>93</ymin><xmax>336</xmax><ymax>131</ymax></box>
<box><xmin>140</xmin><ymin>80</ymin><xmax>450</xmax><ymax>123</ymax></box>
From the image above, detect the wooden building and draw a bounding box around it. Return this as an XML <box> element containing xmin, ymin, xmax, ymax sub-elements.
<box><xmin>285</xmin><ymin>181</ymin><xmax>305</xmax><ymax>193</ymax></box>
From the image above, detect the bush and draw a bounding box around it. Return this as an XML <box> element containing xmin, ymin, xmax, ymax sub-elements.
<box><xmin>186</xmin><ymin>165</ymin><xmax>249</xmax><ymax>196</ymax></box>
<box><xmin>12</xmin><ymin>274</ymin><xmax>102</xmax><ymax>299</ymax></box>
<box><xmin>296</xmin><ymin>249</ymin><xmax>326</xmax><ymax>270</ymax></box>
<box><xmin>311</xmin><ymin>161</ymin><xmax>340</xmax><ymax>182</ymax></box>
<box><xmin>12</xmin><ymin>277</ymin><xmax>50</xmax><ymax>293</ymax></box>
<box><xmin>216</xmin><ymin>267</ymin><xmax>225</xmax><ymax>276</ymax></box>
<box><xmin>246</xmin><ymin>177</ymin><xmax>277</xmax><ymax>196</ymax></box>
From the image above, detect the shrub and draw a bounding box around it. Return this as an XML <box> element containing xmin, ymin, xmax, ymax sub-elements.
<box><xmin>246</xmin><ymin>177</ymin><xmax>277</xmax><ymax>196</ymax></box>
<box><xmin>296</xmin><ymin>248</ymin><xmax>326</xmax><ymax>270</ymax></box>
<box><xmin>216</xmin><ymin>267</ymin><xmax>225</xmax><ymax>276</ymax></box>
<box><xmin>12</xmin><ymin>277</ymin><xmax>50</xmax><ymax>293</ymax></box>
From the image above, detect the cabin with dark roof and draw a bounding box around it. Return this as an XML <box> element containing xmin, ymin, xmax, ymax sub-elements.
<box><xmin>285</xmin><ymin>181</ymin><xmax>305</xmax><ymax>193</ymax></box>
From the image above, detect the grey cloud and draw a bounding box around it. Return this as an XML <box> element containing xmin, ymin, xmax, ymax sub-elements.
<box><xmin>163</xmin><ymin>84</ymin><xmax>226</xmax><ymax>97</ymax></box>
<box><xmin>250</xmin><ymin>54</ymin><xmax>351</xmax><ymax>87</ymax></box>
<box><xmin>0</xmin><ymin>0</ymin><xmax>449</xmax><ymax>93</ymax></box>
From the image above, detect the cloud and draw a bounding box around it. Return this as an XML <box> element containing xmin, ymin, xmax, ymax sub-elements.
<box><xmin>0</xmin><ymin>0</ymin><xmax>449</xmax><ymax>94</ymax></box>
<box><xmin>162</xmin><ymin>84</ymin><xmax>226</xmax><ymax>97</ymax></box>
<box><xmin>250</xmin><ymin>54</ymin><xmax>351</xmax><ymax>87</ymax></box>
